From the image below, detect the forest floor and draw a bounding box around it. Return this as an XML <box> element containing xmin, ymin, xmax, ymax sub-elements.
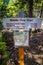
<box><xmin>0</xmin><ymin>30</ymin><xmax>43</xmax><ymax>65</ymax></box>
<box><xmin>24</xmin><ymin>30</ymin><xmax>43</xmax><ymax>65</ymax></box>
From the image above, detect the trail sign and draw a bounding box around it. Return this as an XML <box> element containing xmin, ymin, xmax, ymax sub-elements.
<box><xmin>14</xmin><ymin>31</ymin><xmax>29</xmax><ymax>47</ymax></box>
<box><xmin>3</xmin><ymin>18</ymin><xmax>41</xmax><ymax>47</ymax></box>
<box><xmin>3</xmin><ymin>18</ymin><xmax>42</xmax><ymax>30</ymax></box>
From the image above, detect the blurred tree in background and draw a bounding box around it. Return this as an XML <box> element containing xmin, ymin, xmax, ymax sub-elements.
<box><xmin>7</xmin><ymin>0</ymin><xmax>43</xmax><ymax>17</ymax></box>
<box><xmin>0</xmin><ymin>0</ymin><xmax>43</xmax><ymax>18</ymax></box>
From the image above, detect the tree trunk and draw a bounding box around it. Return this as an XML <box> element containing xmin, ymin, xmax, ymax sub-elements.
<box><xmin>40</xmin><ymin>4</ymin><xmax>43</xmax><ymax>18</ymax></box>
<box><xmin>28</xmin><ymin>0</ymin><xmax>33</xmax><ymax>17</ymax></box>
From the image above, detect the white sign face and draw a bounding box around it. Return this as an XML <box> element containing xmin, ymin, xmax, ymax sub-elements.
<box><xmin>3</xmin><ymin>18</ymin><xmax>42</xmax><ymax>30</ymax></box>
<box><xmin>14</xmin><ymin>31</ymin><xmax>29</xmax><ymax>47</ymax></box>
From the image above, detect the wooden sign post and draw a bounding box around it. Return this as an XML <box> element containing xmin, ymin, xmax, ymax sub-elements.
<box><xmin>18</xmin><ymin>10</ymin><xmax>26</xmax><ymax>65</ymax></box>
<box><xmin>19</xmin><ymin>48</ymin><xmax>24</xmax><ymax>65</ymax></box>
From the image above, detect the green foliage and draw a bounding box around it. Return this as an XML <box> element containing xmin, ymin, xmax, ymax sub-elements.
<box><xmin>0</xmin><ymin>0</ymin><xmax>8</xmax><ymax>18</ymax></box>
<box><xmin>0</xmin><ymin>0</ymin><xmax>43</xmax><ymax>18</ymax></box>
<box><xmin>34</xmin><ymin>0</ymin><xmax>43</xmax><ymax>9</ymax></box>
<box><xmin>7</xmin><ymin>0</ymin><xmax>43</xmax><ymax>17</ymax></box>
<box><xmin>33</xmin><ymin>0</ymin><xmax>43</xmax><ymax>17</ymax></box>
<box><xmin>0</xmin><ymin>33</ymin><xmax>10</xmax><ymax>65</ymax></box>
<box><xmin>0</xmin><ymin>33</ymin><xmax>2</xmax><ymax>42</ymax></box>
<box><xmin>0</xmin><ymin>42</ymin><xmax>10</xmax><ymax>65</ymax></box>
<box><xmin>0</xmin><ymin>42</ymin><xmax>6</xmax><ymax>52</ymax></box>
<box><xmin>7</xmin><ymin>0</ymin><xmax>20</xmax><ymax>17</ymax></box>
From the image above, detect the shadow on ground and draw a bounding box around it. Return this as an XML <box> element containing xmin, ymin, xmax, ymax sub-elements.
<box><xmin>24</xmin><ymin>31</ymin><xmax>43</xmax><ymax>65</ymax></box>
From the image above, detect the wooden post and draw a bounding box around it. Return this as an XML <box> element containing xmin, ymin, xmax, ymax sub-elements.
<box><xmin>18</xmin><ymin>48</ymin><xmax>24</xmax><ymax>65</ymax></box>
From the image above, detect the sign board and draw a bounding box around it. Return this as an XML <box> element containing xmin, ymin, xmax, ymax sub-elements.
<box><xmin>14</xmin><ymin>31</ymin><xmax>29</xmax><ymax>47</ymax></box>
<box><xmin>3</xmin><ymin>18</ymin><xmax>41</xmax><ymax>47</ymax></box>
<box><xmin>3</xmin><ymin>18</ymin><xmax>42</xmax><ymax>30</ymax></box>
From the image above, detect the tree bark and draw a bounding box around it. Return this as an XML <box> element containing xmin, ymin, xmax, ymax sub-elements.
<box><xmin>28</xmin><ymin>0</ymin><xmax>33</xmax><ymax>17</ymax></box>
